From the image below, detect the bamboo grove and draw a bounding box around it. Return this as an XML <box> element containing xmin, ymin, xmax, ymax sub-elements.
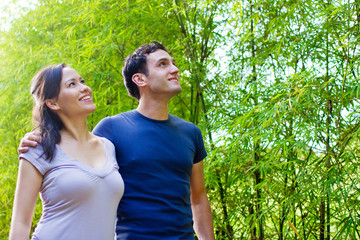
<box><xmin>0</xmin><ymin>0</ymin><xmax>359</xmax><ymax>239</ymax></box>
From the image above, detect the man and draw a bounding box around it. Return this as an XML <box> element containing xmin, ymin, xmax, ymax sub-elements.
<box><xmin>18</xmin><ymin>41</ymin><xmax>214</xmax><ymax>239</ymax></box>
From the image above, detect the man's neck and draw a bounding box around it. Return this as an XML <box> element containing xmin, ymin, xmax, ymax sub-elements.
<box><xmin>137</xmin><ymin>99</ymin><xmax>169</xmax><ymax>120</ymax></box>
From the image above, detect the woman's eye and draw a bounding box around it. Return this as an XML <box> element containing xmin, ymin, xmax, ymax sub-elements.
<box><xmin>80</xmin><ymin>79</ymin><xmax>85</xmax><ymax>84</ymax></box>
<box><xmin>69</xmin><ymin>82</ymin><xmax>75</xmax><ymax>87</ymax></box>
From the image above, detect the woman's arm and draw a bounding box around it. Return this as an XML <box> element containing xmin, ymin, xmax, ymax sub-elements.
<box><xmin>9</xmin><ymin>159</ymin><xmax>42</xmax><ymax>240</ymax></box>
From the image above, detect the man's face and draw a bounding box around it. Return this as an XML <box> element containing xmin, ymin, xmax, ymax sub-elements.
<box><xmin>143</xmin><ymin>49</ymin><xmax>181</xmax><ymax>98</ymax></box>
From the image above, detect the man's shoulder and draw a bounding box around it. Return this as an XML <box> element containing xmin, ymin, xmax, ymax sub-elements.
<box><xmin>169</xmin><ymin>114</ymin><xmax>199</xmax><ymax>130</ymax></box>
<box><xmin>100</xmin><ymin>110</ymin><xmax>136</xmax><ymax>122</ymax></box>
<box><xmin>93</xmin><ymin>110</ymin><xmax>136</xmax><ymax>136</ymax></box>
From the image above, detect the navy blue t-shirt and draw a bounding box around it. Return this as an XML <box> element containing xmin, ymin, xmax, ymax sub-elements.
<box><xmin>92</xmin><ymin>110</ymin><xmax>207</xmax><ymax>239</ymax></box>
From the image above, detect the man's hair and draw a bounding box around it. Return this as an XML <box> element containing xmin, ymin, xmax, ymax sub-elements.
<box><xmin>122</xmin><ymin>41</ymin><xmax>168</xmax><ymax>100</ymax></box>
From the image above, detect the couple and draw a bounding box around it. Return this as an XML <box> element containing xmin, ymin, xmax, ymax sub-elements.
<box><xmin>9</xmin><ymin>42</ymin><xmax>214</xmax><ymax>240</ymax></box>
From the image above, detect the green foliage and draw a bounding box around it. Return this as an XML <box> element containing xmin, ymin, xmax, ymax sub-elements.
<box><xmin>1</xmin><ymin>0</ymin><xmax>360</xmax><ymax>239</ymax></box>
<box><xmin>204</xmin><ymin>0</ymin><xmax>360</xmax><ymax>239</ymax></box>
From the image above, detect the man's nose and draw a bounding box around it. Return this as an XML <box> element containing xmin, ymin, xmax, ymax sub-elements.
<box><xmin>170</xmin><ymin>64</ymin><xmax>179</xmax><ymax>74</ymax></box>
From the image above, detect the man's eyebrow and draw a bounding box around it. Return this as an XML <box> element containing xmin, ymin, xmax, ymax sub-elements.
<box><xmin>157</xmin><ymin>57</ymin><xmax>169</xmax><ymax>62</ymax></box>
<box><xmin>157</xmin><ymin>57</ymin><xmax>176</xmax><ymax>63</ymax></box>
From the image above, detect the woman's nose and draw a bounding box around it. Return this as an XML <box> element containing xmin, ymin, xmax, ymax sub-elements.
<box><xmin>80</xmin><ymin>84</ymin><xmax>92</xmax><ymax>93</ymax></box>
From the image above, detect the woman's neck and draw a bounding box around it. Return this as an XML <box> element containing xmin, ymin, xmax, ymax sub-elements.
<box><xmin>60</xmin><ymin>117</ymin><xmax>91</xmax><ymax>144</ymax></box>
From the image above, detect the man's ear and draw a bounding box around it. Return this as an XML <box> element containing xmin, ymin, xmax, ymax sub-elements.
<box><xmin>132</xmin><ymin>73</ymin><xmax>147</xmax><ymax>87</ymax></box>
<box><xmin>45</xmin><ymin>99</ymin><xmax>60</xmax><ymax>111</ymax></box>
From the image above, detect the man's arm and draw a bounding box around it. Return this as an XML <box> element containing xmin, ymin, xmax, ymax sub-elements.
<box><xmin>190</xmin><ymin>161</ymin><xmax>215</xmax><ymax>240</ymax></box>
<box><xmin>18</xmin><ymin>116</ymin><xmax>113</xmax><ymax>155</ymax></box>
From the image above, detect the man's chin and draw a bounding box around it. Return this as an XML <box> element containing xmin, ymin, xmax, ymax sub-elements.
<box><xmin>173</xmin><ymin>87</ymin><xmax>182</xmax><ymax>95</ymax></box>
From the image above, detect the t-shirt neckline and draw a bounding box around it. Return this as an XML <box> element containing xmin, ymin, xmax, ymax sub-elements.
<box><xmin>55</xmin><ymin>137</ymin><xmax>110</xmax><ymax>175</ymax></box>
<box><xmin>134</xmin><ymin>110</ymin><xmax>171</xmax><ymax>123</ymax></box>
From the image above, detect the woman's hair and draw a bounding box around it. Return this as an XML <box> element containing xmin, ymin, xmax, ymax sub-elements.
<box><xmin>31</xmin><ymin>63</ymin><xmax>66</xmax><ymax>161</ymax></box>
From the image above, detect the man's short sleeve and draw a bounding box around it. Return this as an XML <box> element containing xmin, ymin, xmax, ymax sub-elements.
<box><xmin>194</xmin><ymin>126</ymin><xmax>207</xmax><ymax>164</ymax></box>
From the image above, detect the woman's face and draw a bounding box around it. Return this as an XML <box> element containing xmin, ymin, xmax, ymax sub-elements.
<box><xmin>53</xmin><ymin>67</ymin><xmax>96</xmax><ymax>117</ymax></box>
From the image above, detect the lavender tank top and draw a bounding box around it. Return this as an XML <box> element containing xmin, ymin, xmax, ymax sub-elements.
<box><xmin>19</xmin><ymin>137</ymin><xmax>124</xmax><ymax>240</ymax></box>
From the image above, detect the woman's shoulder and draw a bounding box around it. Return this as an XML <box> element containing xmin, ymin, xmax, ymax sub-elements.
<box><xmin>92</xmin><ymin>134</ymin><xmax>115</xmax><ymax>150</ymax></box>
<box><xmin>19</xmin><ymin>143</ymin><xmax>45</xmax><ymax>160</ymax></box>
<box><xmin>18</xmin><ymin>144</ymin><xmax>50</xmax><ymax>175</ymax></box>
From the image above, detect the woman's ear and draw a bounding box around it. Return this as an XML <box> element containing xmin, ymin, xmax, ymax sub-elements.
<box><xmin>45</xmin><ymin>99</ymin><xmax>60</xmax><ymax>111</ymax></box>
<box><xmin>132</xmin><ymin>73</ymin><xmax>147</xmax><ymax>87</ymax></box>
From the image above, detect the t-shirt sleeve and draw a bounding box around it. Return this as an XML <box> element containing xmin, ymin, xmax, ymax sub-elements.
<box><xmin>92</xmin><ymin>117</ymin><xmax>114</xmax><ymax>143</ymax></box>
<box><xmin>19</xmin><ymin>144</ymin><xmax>49</xmax><ymax>175</ymax></box>
<box><xmin>193</xmin><ymin>126</ymin><xmax>207</xmax><ymax>164</ymax></box>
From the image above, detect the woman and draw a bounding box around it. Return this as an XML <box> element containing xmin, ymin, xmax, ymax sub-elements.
<box><xmin>9</xmin><ymin>64</ymin><xmax>124</xmax><ymax>240</ymax></box>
